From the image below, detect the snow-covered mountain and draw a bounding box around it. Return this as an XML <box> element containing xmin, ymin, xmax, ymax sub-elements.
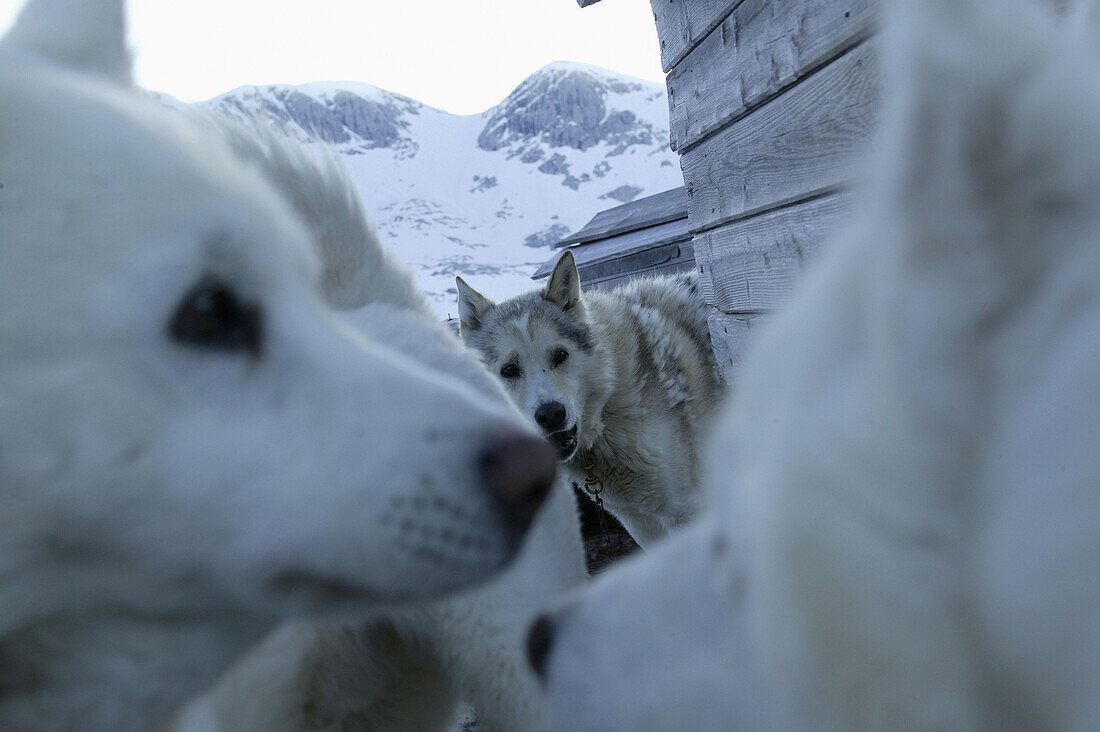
<box><xmin>205</xmin><ymin>62</ymin><xmax>682</xmax><ymax>317</ymax></box>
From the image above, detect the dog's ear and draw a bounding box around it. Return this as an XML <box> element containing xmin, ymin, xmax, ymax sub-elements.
<box><xmin>3</xmin><ymin>0</ymin><xmax>132</xmax><ymax>83</ymax></box>
<box><xmin>544</xmin><ymin>250</ymin><xmax>582</xmax><ymax>311</ymax></box>
<box><xmin>456</xmin><ymin>276</ymin><xmax>494</xmax><ymax>341</ymax></box>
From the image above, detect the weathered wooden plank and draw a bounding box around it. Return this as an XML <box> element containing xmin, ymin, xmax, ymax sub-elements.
<box><xmin>650</xmin><ymin>0</ymin><xmax>742</xmax><ymax>73</ymax></box>
<box><xmin>585</xmin><ymin>255</ymin><xmax>697</xmax><ymax>292</ymax></box>
<box><xmin>537</xmin><ymin>235</ymin><xmax>692</xmax><ymax>283</ymax></box>
<box><xmin>668</xmin><ymin>0</ymin><xmax>875</xmax><ymax>151</ymax></box>
<box><xmin>697</xmin><ymin>191</ymin><xmax>852</xmax><ymax>313</ymax></box>
<box><xmin>538</xmin><ymin>239</ymin><xmax>686</xmax><ymax>282</ymax></box>
<box><xmin>707</xmin><ymin>309</ymin><xmax>767</xmax><ymax>382</ymax></box>
<box><xmin>580</xmin><ymin>241</ymin><xmax>693</xmax><ymax>283</ymax></box>
<box><xmin>557</xmin><ymin>187</ymin><xmax>688</xmax><ymax>248</ymax></box>
<box><xmin>535</xmin><ymin>218</ymin><xmax>691</xmax><ymax>279</ymax></box>
<box><xmin>681</xmin><ymin>40</ymin><xmax>879</xmax><ymax>233</ymax></box>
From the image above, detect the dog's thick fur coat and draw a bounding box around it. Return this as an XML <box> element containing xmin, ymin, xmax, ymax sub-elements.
<box><xmin>0</xmin><ymin>0</ymin><xmax>557</xmax><ymax>727</ymax></box>
<box><xmin>538</xmin><ymin>0</ymin><xmax>1100</xmax><ymax>728</ymax></box>
<box><xmin>168</xmin><ymin>101</ymin><xmax>586</xmax><ymax>732</ymax></box>
<box><xmin>458</xmin><ymin>253</ymin><xmax>724</xmax><ymax>547</ymax></box>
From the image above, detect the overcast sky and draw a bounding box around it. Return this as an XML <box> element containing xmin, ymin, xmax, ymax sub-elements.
<box><xmin>0</xmin><ymin>0</ymin><xmax>665</xmax><ymax>114</ymax></box>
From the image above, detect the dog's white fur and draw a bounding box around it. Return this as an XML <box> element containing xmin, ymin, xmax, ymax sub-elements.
<box><xmin>180</xmin><ymin>503</ymin><xmax>585</xmax><ymax>731</ymax></box>
<box><xmin>167</xmin><ymin>104</ymin><xmax>587</xmax><ymax>732</ymax></box>
<box><xmin>0</xmin><ymin>0</ymin><xmax>553</xmax><ymax>727</ymax></box>
<box><xmin>540</xmin><ymin>0</ymin><xmax>1100</xmax><ymax>728</ymax></box>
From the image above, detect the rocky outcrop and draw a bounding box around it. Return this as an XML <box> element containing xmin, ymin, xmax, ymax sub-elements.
<box><xmin>524</xmin><ymin>223</ymin><xmax>573</xmax><ymax>248</ymax></box>
<box><xmin>211</xmin><ymin>86</ymin><xmax>416</xmax><ymax>150</ymax></box>
<box><xmin>600</xmin><ymin>184</ymin><xmax>644</xmax><ymax>203</ymax></box>
<box><xmin>477</xmin><ymin>63</ymin><xmax>658</xmax><ymax>154</ymax></box>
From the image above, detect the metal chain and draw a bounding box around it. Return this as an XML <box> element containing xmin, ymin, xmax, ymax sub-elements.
<box><xmin>581</xmin><ymin>454</ymin><xmax>619</xmax><ymax>562</ymax></box>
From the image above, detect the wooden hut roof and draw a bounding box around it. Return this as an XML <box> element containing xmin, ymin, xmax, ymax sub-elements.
<box><xmin>533</xmin><ymin>187</ymin><xmax>692</xmax><ymax>286</ymax></box>
<box><xmin>554</xmin><ymin>186</ymin><xmax>688</xmax><ymax>248</ymax></box>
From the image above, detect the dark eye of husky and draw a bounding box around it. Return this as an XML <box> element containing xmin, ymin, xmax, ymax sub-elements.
<box><xmin>500</xmin><ymin>363</ymin><xmax>519</xmax><ymax>379</ymax></box>
<box><xmin>169</xmin><ymin>277</ymin><xmax>263</xmax><ymax>357</ymax></box>
<box><xmin>551</xmin><ymin>348</ymin><xmax>569</xmax><ymax>367</ymax></box>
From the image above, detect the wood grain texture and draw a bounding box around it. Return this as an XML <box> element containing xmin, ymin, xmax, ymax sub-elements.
<box><xmin>706</xmin><ymin>309</ymin><xmax>767</xmax><ymax>381</ymax></box>
<box><xmin>536</xmin><ymin>238</ymin><xmax>693</xmax><ymax>284</ymax></box>
<box><xmin>584</xmin><ymin>255</ymin><xmax>697</xmax><ymax>292</ymax></box>
<box><xmin>650</xmin><ymin>0</ymin><xmax>741</xmax><ymax>72</ymax></box>
<box><xmin>535</xmin><ymin>218</ymin><xmax>691</xmax><ymax>279</ymax></box>
<box><xmin>681</xmin><ymin>40</ymin><xmax>879</xmax><ymax>233</ymax></box>
<box><xmin>557</xmin><ymin>187</ymin><xmax>688</xmax><ymax>248</ymax></box>
<box><xmin>668</xmin><ymin>0</ymin><xmax>875</xmax><ymax>151</ymax></box>
<box><xmin>697</xmin><ymin>191</ymin><xmax>852</xmax><ymax>313</ymax></box>
<box><xmin>580</xmin><ymin>241</ymin><xmax>694</xmax><ymax>282</ymax></box>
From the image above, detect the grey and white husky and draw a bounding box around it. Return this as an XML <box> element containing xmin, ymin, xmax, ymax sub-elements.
<box><xmin>456</xmin><ymin>251</ymin><xmax>724</xmax><ymax>547</ymax></box>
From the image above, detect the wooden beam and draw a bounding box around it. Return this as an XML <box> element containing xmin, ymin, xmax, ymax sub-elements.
<box><xmin>667</xmin><ymin>0</ymin><xmax>876</xmax><ymax>151</ymax></box>
<box><xmin>681</xmin><ymin>41</ymin><xmax>879</xmax><ymax>233</ymax></box>
<box><xmin>579</xmin><ymin>241</ymin><xmax>694</xmax><ymax>283</ymax></box>
<box><xmin>557</xmin><ymin>187</ymin><xmax>688</xmax><ymax>248</ymax></box>
<box><xmin>650</xmin><ymin>0</ymin><xmax>741</xmax><ymax>73</ymax></box>
<box><xmin>535</xmin><ymin>218</ymin><xmax>691</xmax><ymax>279</ymax></box>
<box><xmin>706</xmin><ymin>309</ymin><xmax>767</xmax><ymax>382</ymax></box>
<box><xmin>696</xmin><ymin>192</ymin><xmax>852</xmax><ymax>313</ymax></box>
<box><xmin>584</xmin><ymin>254</ymin><xmax>696</xmax><ymax>292</ymax></box>
<box><xmin>578</xmin><ymin>0</ymin><xmax>603</xmax><ymax>6</ymax></box>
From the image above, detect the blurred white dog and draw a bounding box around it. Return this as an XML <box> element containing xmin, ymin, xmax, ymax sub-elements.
<box><xmin>169</xmin><ymin>121</ymin><xmax>587</xmax><ymax>731</ymax></box>
<box><xmin>534</xmin><ymin>0</ymin><xmax>1100</xmax><ymax>728</ymax></box>
<box><xmin>0</xmin><ymin>0</ymin><xmax>557</xmax><ymax>727</ymax></box>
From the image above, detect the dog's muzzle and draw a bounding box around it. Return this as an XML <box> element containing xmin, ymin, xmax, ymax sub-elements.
<box><xmin>547</xmin><ymin>424</ymin><xmax>578</xmax><ymax>461</ymax></box>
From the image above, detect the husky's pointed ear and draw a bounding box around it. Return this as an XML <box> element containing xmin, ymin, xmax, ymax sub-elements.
<box><xmin>4</xmin><ymin>0</ymin><xmax>132</xmax><ymax>83</ymax></box>
<box><xmin>544</xmin><ymin>250</ymin><xmax>582</xmax><ymax>311</ymax></box>
<box><xmin>456</xmin><ymin>276</ymin><xmax>494</xmax><ymax>341</ymax></box>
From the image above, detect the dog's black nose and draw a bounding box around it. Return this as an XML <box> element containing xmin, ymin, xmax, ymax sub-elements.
<box><xmin>527</xmin><ymin>613</ymin><xmax>556</xmax><ymax>681</ymax></box>
<box><xmin>533</xmin><ymin>401</ymin><xmax>567</xmax><ymax>432</ymax></box>
<box><xmin>480</xmin><ymin>434</ymin><xmax>557</xmax><ymax>537</ymax></box>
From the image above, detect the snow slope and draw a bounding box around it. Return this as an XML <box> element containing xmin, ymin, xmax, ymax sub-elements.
<box><xmin>205</xmin><ymin>62</ymin><xmax>682</xmax><ymax>317</ymax></box>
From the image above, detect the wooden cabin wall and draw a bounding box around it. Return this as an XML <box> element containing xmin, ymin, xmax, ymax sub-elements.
<box><xmin>649</xmin><ymin>0</ymin><xmax>880</xmax><ymax>379</ymax></box>
<box><xmin>581</xmin><ymin>241</ymin><xmax>695</xmax><ymax>292</ymax></box>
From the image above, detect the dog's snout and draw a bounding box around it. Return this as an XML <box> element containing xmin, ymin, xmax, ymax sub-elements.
<box><xmin>527</xmin><ymin>613</ymin><xmax>556</xmax><ymax>681</ymax></box>
<box><xmin>533</xmin><ymin>401</ymin><xmax>567</xmax><ymax>432</ymax></box>
<box><xmin>479</xmin><ymin>434</ymin><xmax>557</xmax><ymax>537</ymax></box>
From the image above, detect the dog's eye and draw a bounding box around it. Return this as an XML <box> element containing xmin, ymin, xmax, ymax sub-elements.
<box><xmin>551</xmin><ymin>348</ymin><xmax>569</xmax><ymax>367</ymax></box>
<box><xmin>169</xmin><ymin>278</ymin><xmax>263</xmax><ymax>357</ymax></box>
<box><xmin>500</xmin><ymin>363</ymin><xmax>519</xmax><ymax>379</ymax></box>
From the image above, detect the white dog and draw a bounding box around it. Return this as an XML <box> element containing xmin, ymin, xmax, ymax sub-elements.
<box><xmin>534</xmin><ymin>0</ymin><xmax>1100</xmax><ymax>728</ymax></box>
<box><xmin>0</xmin><ymin>0</ymin><xmax>558</xmax><ymax>728</ymax></box>
<box><xmin>154</xmin><ymin>93</ymin><xmax>585</xmax><ymax>732</ymax></box>
<box><xmin>164</xmin><ymin>87</ymin><xmax>586</xmax><ymax>732</ymax></box>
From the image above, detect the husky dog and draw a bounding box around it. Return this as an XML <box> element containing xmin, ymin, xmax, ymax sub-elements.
<box><xmin>0</xmin><ymin>0</ymin><xmax>557</xmax><ymax>727</ymax></box>
<box><xmin>532</xmin><ymin>0</ymin><xmax>1100</xmax><ymax>726</ymax></box>
<box><xmin>532</xmin><ymin>0</ymin><xmax>1100</xmax><ymax>728</ymax></box>
<box><xmin>167</xmin><ymin>112</ymin><xmax>586</xmax><ymax>731</ymax></box>
<box><xmin>457</xmin><ymin>251</ymin><xmax>723</xmax><ymax>547</ymax></box>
